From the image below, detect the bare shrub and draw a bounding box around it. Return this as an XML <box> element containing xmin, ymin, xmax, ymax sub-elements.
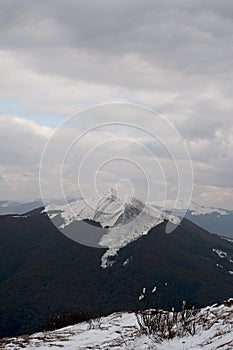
<box><xmin>135</xmin><ymin>285</ymin><xmax>198</xmax><ymax>341</ymax></box>
<box><xmin>87</xmin><ymin>315</ymin><xmax>102</xmax><ymax>330</ymax></box>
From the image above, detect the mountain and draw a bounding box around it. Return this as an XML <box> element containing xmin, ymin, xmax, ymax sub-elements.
<box><xmin>153</xmin><ymin>200</ymin><xmax>233</xmax><ymax>239</ymax></box>
<box><xmin>1</xmin><ymin>196</ymin><xmax>232</xmax><ymax>239</ymax></box>
<box><xmin>1</xmin><ymin>300</ymin><xmax>232</xmax><ymax>349</ymax></box>
<box><xmin>0</xmin><ymin>198</ymin><xmax>76</xmax><ymax>216</ymax></box>
<box><xmin>0</xmin><ymin>190</ymin><xmax>233</xmax><ymax>338</ymax></box>
<box><xmin>0</xmin><ymin>200</ymin><xmax>43</xmax><ymax>215</ymax></box>
<box><xmin>45</xmin><ymin>188</ymin><xmax>179</xmax><ymax>267</ymax></box>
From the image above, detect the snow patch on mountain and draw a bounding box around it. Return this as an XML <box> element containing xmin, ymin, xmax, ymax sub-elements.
<box><xmin>213</xmin><ymin>248</ymin><xmax>227</xmax><ymax>259</ymax></box>
<box><xmin>152</xmin><ymin>199</ymin><xmax>230</xmax><ymax>216</ymax></box>
<box><xmin>44</xmin><ymin>189</ymin><xmax>179</xmax><ymax>268</ymax></box>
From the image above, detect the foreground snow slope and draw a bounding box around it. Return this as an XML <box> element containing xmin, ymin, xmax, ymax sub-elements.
<box><xmin>1</xmin><ymin>300</ymin><xmax>232</xmax><ymax>350</ymax></box>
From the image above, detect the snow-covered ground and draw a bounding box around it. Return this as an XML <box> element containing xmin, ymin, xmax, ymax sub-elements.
<box><xmin>1</xmin><ymin>300</ymin><xmax>232</xmax><ymax>350</ymax></box>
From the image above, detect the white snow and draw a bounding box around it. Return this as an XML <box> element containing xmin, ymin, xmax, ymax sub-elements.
<box><xmin>44</xmin><ymin>189</ymin><xmax>179</xmax><ymax>268</ymax></box>
<box><xmin>152</xmin><ymin>199</ymin><xmax>230</xmax><ymax>216</ymax></box>
<box><xmin>216</xmin><ymin>263</ymin><xmax>223</xmax><ymax>268</ymax></box>
<box><xmin>213</xmin><ymin>248</ymin><xmax>227</xmax><ymax>258</ymax></box>
<box><xmin>47</xmin><ymin>213</ymin><xmax>58</xmax><ymax>219</ymax></box>
<box><xmin>1</xmin><ymin>300</ymin><xmax>233</xmax><ymax>350</ymax></box>
<box><xmin>152</xmin><ymin>286</ymin><xmax>157</xmax><ymax>293</ymax></box>
<box><xmin>123</xmin><ymin>258</ymin><xmax>130</xmax><ymax>266</ymax></box>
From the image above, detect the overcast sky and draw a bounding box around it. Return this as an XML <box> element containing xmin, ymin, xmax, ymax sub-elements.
<box><xmin>0</xmin><ymin>0</ymin><xmax>233</xmax><ymax>209</ymax></box>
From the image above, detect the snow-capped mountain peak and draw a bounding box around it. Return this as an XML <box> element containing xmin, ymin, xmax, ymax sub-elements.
<box><xmin>44</xmin><ymin>189</ymin><xmax>180</xmax><ymax>268</ymax></box>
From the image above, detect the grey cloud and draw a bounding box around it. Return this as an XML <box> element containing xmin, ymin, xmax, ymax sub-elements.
<box><xmin>1</xmin><ymin>1</ymin><xmax>233</xmax><ymax>76</ymax></box>
<box><xmin>0</xmin><ymin>0</ymin><xmax>232</xmax><ymax>132</ymax></box>
<box><xmin>0</xmin><ymin>1</ymin><xmax>232</xmax><ymax>207</ymax></box>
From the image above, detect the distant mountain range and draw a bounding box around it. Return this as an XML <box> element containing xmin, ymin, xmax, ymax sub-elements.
<box><xmin>153</xmin><ymin>200</ymin><xmax>233</xmax><ymax>239</ymax></box>
<box><xmin>0</xmin><ymin>200</ymin><xmax>43</xmax><ymax>215</ymax></box>
<box><xmin>1</xmin><ymin>197</ymin><xmax>232</xmax><ymax>238</ymax></box>
<box><xmin>0</xmin><ymin>198</ymin><xmax>75</xmax><ymax>215</ymax></box>
<box><xmin>0</xmin><ymin>191</ymin><xmax>233</xmax><ymax>338</ymax></box>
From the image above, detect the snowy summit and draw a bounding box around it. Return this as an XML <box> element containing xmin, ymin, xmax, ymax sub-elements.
<box><xmin>44</xmin><ymin>189</ymin><xmax>179</xmax><ymax>267</ymax></box>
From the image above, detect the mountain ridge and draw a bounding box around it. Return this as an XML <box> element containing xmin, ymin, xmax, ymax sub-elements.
<box><xmin>44</xmin><ymin>189</ymin><xmax>179</xmax><ymax>267</ymax></box>
<box><xmin>0</xmin><ymin>205</ymin><xmax>233</xmax><ymax>338</ymax></box>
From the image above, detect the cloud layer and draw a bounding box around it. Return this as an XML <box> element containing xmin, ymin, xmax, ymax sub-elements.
<box><xmin>0</xmin><ymin>0</ymin><xmax>232</xmax><ymax>208</ymax></box>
